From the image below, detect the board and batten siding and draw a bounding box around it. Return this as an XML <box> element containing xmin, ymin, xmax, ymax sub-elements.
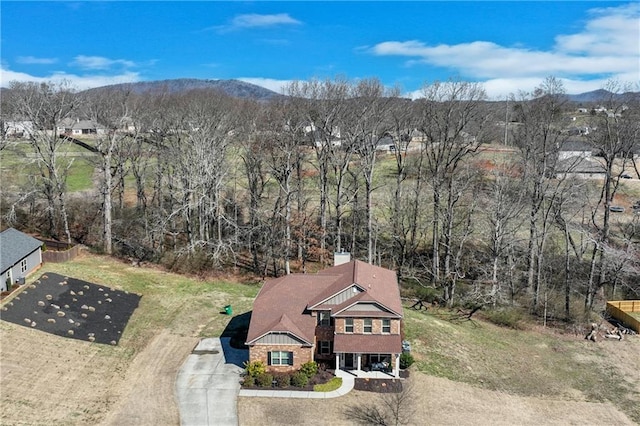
<box><xmin>253</xmin><ymin>332</ymin><xmax>308</xmax><ymax>345</ymax></box>
<box><xmin>345</xmin><ymin>302</ymin><xmax>387</xmax><ymax>312</ymax></box>
<box><xmin>324</xmin><ymin>285</ymin><xmax>363</xmax><ymax>305</ymax></box>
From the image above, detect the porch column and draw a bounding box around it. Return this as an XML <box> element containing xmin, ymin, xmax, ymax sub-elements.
<box><xmin>393</xmin><ymin>353</ymin><xmax>400</xmax><ymax>378</ymax></box>
<box><xmin>356</xmin><ymin>353</ymin><xmax>362</xmax><ymax>372</ymax></box>
<box><xmin>336</xmin><ymin>353</ymin><xmax>341</xmax><ymax>370</ymax></box>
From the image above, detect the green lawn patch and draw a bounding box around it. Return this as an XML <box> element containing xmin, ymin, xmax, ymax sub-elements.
<box><xmin>314</xmin><ymin>377</ymin><xmax>342</xmax><ymax>392</ymax></box>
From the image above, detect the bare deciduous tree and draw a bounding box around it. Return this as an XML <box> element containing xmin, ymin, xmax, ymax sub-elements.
<box><xmin>8</xmin><ymin>80</ymin><xmax>77</xmax><ymax>243</ymax></box>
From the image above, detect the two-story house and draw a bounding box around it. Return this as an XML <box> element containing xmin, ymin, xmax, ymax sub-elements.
<box><xmin>245</xmin><ymin>256</ymin><xmax>404</xmax><ymax>377</ymax></box>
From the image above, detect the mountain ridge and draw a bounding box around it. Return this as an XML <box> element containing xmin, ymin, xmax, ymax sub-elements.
<box><xmin>82</xmin><ymin>78</ymin><xmax>282</xmax><ymax>101</ymax></box>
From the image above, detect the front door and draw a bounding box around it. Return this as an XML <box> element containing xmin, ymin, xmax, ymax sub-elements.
<box><xmin>344</xmin><ymin>353</ymin><xmax>354</xmax><ymax>369</ymax></box>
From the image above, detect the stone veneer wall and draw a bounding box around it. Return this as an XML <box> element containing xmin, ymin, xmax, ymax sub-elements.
<box><xmin>249</xmin><ymin>344</ymin><xmax>313</xmax><ymax>372</ymax></box>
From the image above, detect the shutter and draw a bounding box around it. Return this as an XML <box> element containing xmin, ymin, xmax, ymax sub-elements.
<box><xmin>267</xmin><ymin>352</ymin><xmax>272</xmax><ymax>365</ymax></box>
<box><xmin>288</xmin><ymin>351</ymin><xmax>294</xmax><ymax>366</ymax></box>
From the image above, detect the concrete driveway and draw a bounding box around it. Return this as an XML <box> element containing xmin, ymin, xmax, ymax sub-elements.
<box><xmin>175</xmin><ymin>337</ymin><xmax>248</xmax><ymax>426</ymax></box>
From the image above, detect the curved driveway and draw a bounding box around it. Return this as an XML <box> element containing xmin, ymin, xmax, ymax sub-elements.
<box><xmin>176</xmin><ymin>337</ymin><xmax>247</xmax><ymax>426</ymax></box>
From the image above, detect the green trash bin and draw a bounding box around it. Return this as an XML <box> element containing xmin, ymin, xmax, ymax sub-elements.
<box><xmin>224</xmin><ymin>305</ymin><xmax>233</xmax><ymax>315</ymax></box>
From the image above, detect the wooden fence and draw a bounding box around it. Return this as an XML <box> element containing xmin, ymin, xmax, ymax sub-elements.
<box><xmin>42</xmin><ymin>244</ymin><xmax>80</xmax><ymax>263</ymax></box>
<box><xmin>606</xmin><ymin>301</ymin><xmax>640</xmax><ymax>333</ymax></box>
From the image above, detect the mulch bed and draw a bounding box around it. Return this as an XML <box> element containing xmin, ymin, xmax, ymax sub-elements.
<box><xmin>354</xmin><ymin>377</ymin><xmax>404</xmax><ymax>393</ymax></box>
<box><xmin>0</xmin><ymin>272</ymin><xmax>141</xmax><ymax>345</ymax></box>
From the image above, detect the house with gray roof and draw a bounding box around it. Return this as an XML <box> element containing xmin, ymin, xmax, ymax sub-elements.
<box><xmin>556</xmin><ymin>156</ymin><xmax>606</xmax><ymax>180</ymax></box>
<box><xmin>246</xmin><ymin>255</ymin><xmax>404</xmax><ymax>377</ymax></box>
<box><xmin>0</xmin><ymin>228</ymin><xmax>43</xmax><ymax>292</ymax></box>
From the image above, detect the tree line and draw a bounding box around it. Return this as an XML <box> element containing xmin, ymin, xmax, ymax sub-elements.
<box><xmin>2</xmin><ymin>76</ymin><xmax>639</xmax><ymax>319</ymax></box>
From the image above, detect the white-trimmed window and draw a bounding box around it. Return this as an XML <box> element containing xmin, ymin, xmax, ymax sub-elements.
<box><xmin>20</xmin><ymin>259</ymin><xmax>27</xmax><ymax>273</ymax></box>
<box><xmin>345</xmin><ymin>318</ymin><xmax>354</xmax><ymax>333</ymax></box>
<box><xmin>269</xmin><ymin>351</ymin><xmax>293</xmax><ymax>366</ymax></box>
<box><xmin>382</xmin><ymin>319</ymin><xmax>391</xmax><ymax>333</ymax></box>
<box><xmin>363</xmin><ymin>318</ymin><xmax>372</xmax><ymax>333</ymax></box>
<box><xmin>317</xmin><ymin>311</ymin><xmax>333</xmax><ymax>326</ymax></box>
<box><xmin>318</xmin><ymin>341</ymin><xmax>333</xmax><ymax>355</ymax></box>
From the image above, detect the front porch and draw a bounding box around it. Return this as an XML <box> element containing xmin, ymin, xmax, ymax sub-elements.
<box><xmin>335</xmin><ymin>352</ymin><xmax>401</xmax><ymax>378</ymax></box>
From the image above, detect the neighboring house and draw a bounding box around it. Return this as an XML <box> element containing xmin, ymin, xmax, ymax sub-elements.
<box><xmin>556</xmin><ymin>156</ymin><xmax>606</xmax><ymax>180</ymax></box>
<box><xmin>0</xmin><ymin>228</ymin><xmax>43</xmax><ymax>292</ymax></box>
<box><xmin>246</xmin><ymin>256</ymin><xmax>404</xmax><ymax>377</ymax></box>
<box><xmin>558</xmin><ymin>139</ymin><xmax>593</xmax><ymax>161</ymax></box>
<box><xmin>57</xmin><ymin>117</ymin><xmax>76</xmax><ymax>135</ymax></box>
<box><xmin>375</xmin><ymin>135</ymin><xmax>396</xmax><ymax>152</ymax></box>
<box><xmin>3</xmin><ymin>120</ymin><xmax>33</xmax><ymax>137</ymax></box>
<box><xmin>71</xmin><ymin>120</ymin><xmax>107</xmax><ymax>136</ymax></box>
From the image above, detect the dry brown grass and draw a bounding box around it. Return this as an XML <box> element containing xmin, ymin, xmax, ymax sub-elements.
<box><xmin>238</xmin><ymin>373</ymin><xmax>635</xmax><ymax>426</ymax></box>
<box><xmin>2</xmin><ymin>252</ymin><xmax>638</xmax><ymax>425</ymax></box>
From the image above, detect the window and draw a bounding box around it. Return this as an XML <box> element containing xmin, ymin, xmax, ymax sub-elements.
<box><xmin>269</xmin><ymin>351</ymin><xmax>293</xmax><ymax>366</ymax></box>
<box><xmin>318</xmin><ymin>341</ymin><xmax>333</xmax><ymax>355</ymax></box>
<box><xmin>382</xmin><ymin>319</ymin><xmax>391</xmax><ymax>333</ymax></box>
<box><xmin>363</xmin><ymin>318</ymin><xmax>372</xmax><ymax>333</ymax></box>
<box><xmin>20</xmin><ymin>259</ymin><xmax>27</xmax><ymax>273</ymax></box>
<box><xmin>345</xmin><ymin>318</ymin><xmax>354</xmax><ymax>333</ymax></box>
<box><xmin>317</xmin><ymin>311</ymin><xmax>332</xmax><ymax>326</ymax></box>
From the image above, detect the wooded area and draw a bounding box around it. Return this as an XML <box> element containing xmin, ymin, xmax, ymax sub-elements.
<box><xmin>2</xmin><ymin>77</ymin><xmax>639</xmax><ymax>320</ymax></box>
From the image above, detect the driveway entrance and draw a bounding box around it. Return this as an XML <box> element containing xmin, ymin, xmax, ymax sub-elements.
<box><xmin>175</xmin><ymin>337</ymin><xmax>248</xmax><ymax>426</ymax></box>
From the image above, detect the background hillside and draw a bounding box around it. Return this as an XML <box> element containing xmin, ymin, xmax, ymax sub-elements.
<box><xmin>82</xmin><ymin>78</ymin><xmax>282</xmax><ymax>101</ymax></box>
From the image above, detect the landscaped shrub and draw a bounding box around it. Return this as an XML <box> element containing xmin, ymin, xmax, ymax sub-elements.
<box><xmin>244</xmin><ymin>360</ymin><xmax>266</xmax><ymax>378</ymax></box>
<box><xmin>400</xmin><ymin>352</ymin><xmax>415</xmax><ymax>369</ymax></box>
<box><xmin>255</xmin><ymin>373</ymin><xmax>274</xmax><ymax>387</ymax></box>
<box><xmin>242</xmin><ymin>375</ymin><xmax>256</xmax><ymax>387</ymax></box>
<box><xmin>291</xmin><ymin>371</ymin><xmax>309</xmax><ymax>387</ymax></box>
<box><xmin>300</xmin><ymin>361</ymin><xmax>318</xmax><ymax>378</ymax></box>
<box><xmin>274</xmin><ymin>373</ymin><xmax>291</xmax><ymax>388</ymax></box>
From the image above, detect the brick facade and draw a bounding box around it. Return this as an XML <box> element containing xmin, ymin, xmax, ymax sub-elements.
<box><xmin>249</xmin><ymin>344</ymin><xmax>313</xmax><ymax>373</ymax></box>
<box><xmin>335</xmin><ymin>317</ymin><xmax>400</xmax><ymax>335</ymax></box>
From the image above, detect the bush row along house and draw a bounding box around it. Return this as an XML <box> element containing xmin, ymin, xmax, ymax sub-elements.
<box><xmin>246</xmin><ymin>254</ymin><xmax>404</xmax><ymax>377</ymax></box>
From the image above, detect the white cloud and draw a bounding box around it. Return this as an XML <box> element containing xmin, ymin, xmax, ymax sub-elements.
<box><xmin>231</xmin><ymin>13</ymin><xmax>301</xmax><ymax>28</ymax></box>
<box><xmin>72</xmin><ymin>55</ymin><xmax>136</xmax><ymax>70</ymax></box>
<box><xmin>371</xmin><ymin>2</ymin><xmax>639</xmax><ymax>98</ymax></box>
<box><xmin>16</xmin><ymin>56</ymin><xmax>58</xmax><ymax>65</ymax></box>
<box><xmin>0</xmin><ymin>67</ymin><xmax>141</xmax><ymax>90</ymax></box>
<box><xmin>214</xmin><ymin>13</ymin><xmax>302</xmax><ymax>32</ymax></box>
<box><xmin>238</xmin><ymin>77</ymin><xmax>293</xmax><ymax>94</ymax></box>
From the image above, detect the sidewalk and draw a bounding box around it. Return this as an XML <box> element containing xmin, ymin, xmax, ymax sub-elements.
<box><xmin>238</xmin><ymin>369</ymin><xmax>355</xmax><ymax>398</ymax></box>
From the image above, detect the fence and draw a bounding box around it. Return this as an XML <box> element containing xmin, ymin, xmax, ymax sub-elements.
<box><xmin>41</xmin><ymin>241</ymin><xmax>80</xmax><ymax>263</ymax></box>
<box><xmin>606</xmin><ymin>301</ymin><xmax>640</xmax><ymax>333</ymax></box>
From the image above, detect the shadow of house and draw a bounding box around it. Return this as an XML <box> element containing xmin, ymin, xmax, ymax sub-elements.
<box><xmin>221</xmin><ymin>311</ymin><xmax>251</xmax><ymax>368</ymax></box>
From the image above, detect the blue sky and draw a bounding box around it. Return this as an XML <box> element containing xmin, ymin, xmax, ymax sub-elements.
<box><xmin>1</xmin><ymin>1</ymin><xmax>638</xmax><ymax>99</ymax></box>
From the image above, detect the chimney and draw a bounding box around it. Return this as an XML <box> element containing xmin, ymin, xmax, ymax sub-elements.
<box><xmin>333</xmin><ymin>250</ymin><xmax>351</xmax><ymax>266</ymax></box>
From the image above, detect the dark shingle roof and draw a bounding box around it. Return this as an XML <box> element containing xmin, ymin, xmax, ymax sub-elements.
<box><xmin>0</xmin><ymin>228</ymin><xmax>42</xmax><ymax>273</ymax></box>
<box><xmin>246</xmin><ymin>260</ymin><xmax>403</xmax><ymax>345</ymax></box>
